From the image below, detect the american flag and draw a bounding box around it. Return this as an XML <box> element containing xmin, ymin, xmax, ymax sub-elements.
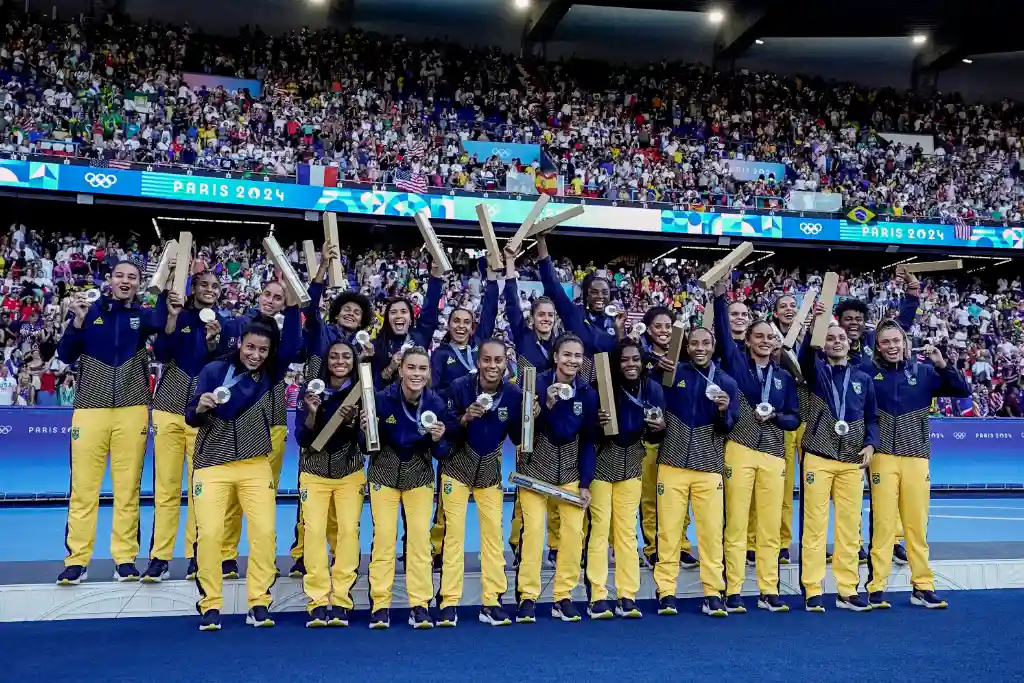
<box><xmin>90</xmin><ymin>158</ymin><xmax>133</xmax><ymax>170</ymax></box>
<box><xmin>953</xmin><ymin>215</ymin><xmax>973</xmax><ymax>241</ymax></box>
<box><xmin>395</xmin><ymin>168</ymin><xmax>427</xmax><ymax>193</ymax></box>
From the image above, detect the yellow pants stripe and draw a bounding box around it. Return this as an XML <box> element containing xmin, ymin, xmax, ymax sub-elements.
<box><xmin>439</xmin><ymin>476</ymin><xmax>506</xmax><ymax>607</ymax></box>
<box><xmin>194</xmin><ymin>456</ymin><xmax>276</xmax><ymax>613</ymax></box>
<box><xmin>299</xmin><ymin>470</ymin><xmax>364</xmax><ymax>610</ymax></box>
<box><xmin>65</xmin><ymin>406</ymin><xmax>149</xmax><ymax>567</ymax></box>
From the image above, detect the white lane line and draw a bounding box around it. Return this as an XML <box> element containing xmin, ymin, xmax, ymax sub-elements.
<box><xmin>930</xmin><ymin>514</ymin><xmax>1024</xmax><ymax>521</ymax></box>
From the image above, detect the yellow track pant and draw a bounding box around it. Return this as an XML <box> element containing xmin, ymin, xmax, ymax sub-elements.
<box><xmin>800</xmin><ymin>453</ymin><xmax>863</xmax><ymax>598</ymax></box>
<box><xmin>641</xmin><ymin>442</ymin><xmax>692</xmax><ymax>559</ymax></box>
<box><xmin>748</xmin><ymin>423</ymin><xmax>801</xmax><ymax>553</ymax></box>
<box><xmin>515</xmin><ymin>483</ymin><xmax>584</xmax><ymax>603</ymax></box>
<box><xmin>724</xmin><ymin>441</ymin><xmax>785</xmax><ymax>595</ymax></box>
<box><xmin>429</xmin><ymin>474</ymin><xmax>446</xmax><ymax>558</ymax></box>
<box><xmin>289</xmin><ymin>472</ymin><xmax>338</xmax><ymax>564</ymax></box>
<box><xmin>224</xmin><ymin>425</ymin><xmax>286</xmax><ymax>561</ymax></box>
<box><xmin>867</xmin><ymin>453</ymin><xmax>934</xmax><ymax>593</ymax></box>
<box><xmin>65</xmin><ymin>406</ymin><xmax>149</xmax><ymax>567</ymax></box>
<box><xmin>654</xmin><ymin>464</ymin><xmax>725</xmax><ymax>598</ymax></box>
<box><xmin>439</xmin><ymin>476</ymin><xmax>506</xmax><ymax>608</ymax></box>
<box><xmin>368</xmin><ymin>483</ymin><xmax>434</xmax><ymax>610</ymax></box>
<box><xmin>150</xmin><ymin>410</ymin><xmax>199</xmax><ymax>561</ymax></box>
<box><xmin>299</xmin><ymin>470</ymin><xmax>365</xmax><ymax>611</ymax></box>
<box><xmin>585</xmin><ymin>478</ymin><xmax>641</xmax><ymax>602</ymax></box>
<box><xmin>194</xmin><ymin>456</ymin><xmax>276</xmax><ymax>613</ymax></box>
<box><xmin>862</xmin><ymin>471</ymin><xmax>904</xmax><ymax>547</ymax></box>
<box><xmin>509</xmin><ymin>495</ymin><xmax>561</xmax><ymax>552</ymax></box>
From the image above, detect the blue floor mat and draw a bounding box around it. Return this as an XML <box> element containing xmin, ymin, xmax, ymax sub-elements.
<box><xmin>3</xmin><ymin>591</ymin><xmax>1023</xmax><ymax>683</ymax></box>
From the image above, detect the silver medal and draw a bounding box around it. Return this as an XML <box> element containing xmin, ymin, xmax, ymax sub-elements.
<box><xmin>214</xmin><ymin>386</ymin><xmax>232</xmax><ymax>404</ymax></box>
<box><xmin>834</xmin><ymin>420</ymin><xmax>849</xmax><ymax>437</ymax></box>
<box><xmin>756</xmin><ymin>402</ymin><xmax>773</xmax><ymax>418</ymax></box>
<box><xmin>307</xmin><ymin>379</ymin><xmax>325</xmax><ymax>395</ymax></box>
<box><xmin>705</xmin><ymin>383</ymin><xmax>721</xmax><ymax>400</ymax></box>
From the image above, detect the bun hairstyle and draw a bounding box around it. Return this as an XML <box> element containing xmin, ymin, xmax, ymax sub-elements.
<box><xmin>329</xmin><ymin>291</ymin><xmax>373</xmax><ymax>330</ymax></box>
<box><xmin>552</xmin><ymin>332</ymin><xmax>585</xmax><ymax>356</ymax></box>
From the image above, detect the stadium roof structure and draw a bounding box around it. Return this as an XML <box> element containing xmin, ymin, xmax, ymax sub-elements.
<box><xmin>520</xmin><ymin>0</ymin><xmax>1024</xmax><ymax>90</ymax></box>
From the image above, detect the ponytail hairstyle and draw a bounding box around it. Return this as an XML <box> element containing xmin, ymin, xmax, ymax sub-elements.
<box><xmin>552</xmin><ymin>332</ymin><xmax>585</xmax><ymax>359</ymax></box>
<box><xmin>329</xmin><ymin>291</ymin><xmax>373</xmax><ymax>331</ymax></box>
<box><xmin>186</xmin><ymin>271</ymin><xmax>221</xmax><ymax>310</ymax></box>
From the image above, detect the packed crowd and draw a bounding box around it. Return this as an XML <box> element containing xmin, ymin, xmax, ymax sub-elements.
<box><xmin>2</xmin><ymin>9</ymin><xmax>1024</xmax><ymax>221</ymax></box>
<box><xmin>1</xmin><ymin>221</ymin><xmax>1021</xmax><ymax>415</ymax></box>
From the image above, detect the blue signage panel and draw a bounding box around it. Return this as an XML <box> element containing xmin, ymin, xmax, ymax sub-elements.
<box><xmin>3</xmin><ymin>159</ymin><xmax>1023</xmax><ymax>251</ymax></box>
<box><xmin>0</xmin><ymin>409</ymin><xmax>1019</xmax><ymax>498</ymax></box>
<box><xmin>462</xmin><ymin>141</ymin><xmax>542</xmax><ymax>167</ymax></box>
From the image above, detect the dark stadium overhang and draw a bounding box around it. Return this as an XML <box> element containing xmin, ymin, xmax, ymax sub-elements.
<box><xmin>523</xmin><ymin>0</ymin><xmax>574</xmax><ymax>46</ymax></box>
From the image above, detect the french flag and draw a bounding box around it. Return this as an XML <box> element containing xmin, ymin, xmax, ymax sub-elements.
<box><xmin>297</xmin><ymin>164</ymin><xmax>339</xmax><ymax>187</ymax></box>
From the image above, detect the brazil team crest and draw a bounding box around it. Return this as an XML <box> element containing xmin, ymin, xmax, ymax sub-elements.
<box><xmin>130</xmin><ymin>316</ymin><xmax>140</xmax><ymax>330</ymax></box>
<box><xmin>498</xmin><ymin>407</ymin><xmax>508</xmax><ymax>422</ymax></box>
<box><xmin>71</xmin><ymin>427</ymin><xmax>80</xmax><ymax>440</ymax></box>
<box><xmin>805</xmin><ymin>472</ymin><xmax>815</xmax><ymax>484</ymax></box>
<box><xmin>872</xmin><ymin>473</ymin><xmax>881</xmax><ymax>485</ymax></box>
<box><xmin>657</xmin><ymin>483</ymin><xmax>664</xmax><ymax>495</ymax></box>
<box><xmin>194</xmin><ymin>482</ymin><xmax>203</xmax><ymax>498</ymax></box>
<box><xmin>852</xmin><ymin>381</ymin><xmax>862</xmax><ymax>394</ymax></box>
<box><xmin>443</xmin><ymin>480</ymin><xmax>452</xmax><ymax>495</ymax></box>
<box><xmin>724</xmin><ymin>466</ymin><xmax>732</xmax><ymax>480</ymax></box>
<box><xmin>773</xmin><ymin>378</ymin><xmax>782</xmax><ymax>390</ymax></box>
<box><xmin>573</xmin><ymin>401</ymin><xmax>582</xmax><ymax>416</ymax></box>
<box><xmin>300</xmin><ymin>488</ymin><xmax>308</xmax><ymax>503</ymax></box>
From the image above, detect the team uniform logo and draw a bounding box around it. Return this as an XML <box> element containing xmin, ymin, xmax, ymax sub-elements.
<box><xmin>386</xmin><ymin>415</ymin><xmax>397</xmax><ymax>424</ymax></box>
<box><xmin>676</xmin><ymin>379</ymin><xmax>686</xmax><ymax>388</ymax></box>
<box><xmin>874</xmin><ymin>373</ymin><xmax>883</xmax><ymax>380</ymax></box>
<box><xmin>657</xmin><ymin>483</ymin><xmax>664</xmax><ymax>495</ymax></box>
<box><xmin>71</xmin><ymin>427</ymin><xmax>80</xmax><ymax>440</ymax></box>
<box><xmin>805</xmin><ymin>472</ymin><xmax>815</xmax><ymax>484</ymax></box>
<box><xmin>443</xmin><ymin>480</ymin><xmax>453</xmax><ymax>495</ymax></box>
<box><xmin>871</xmin><ymin>473</ymin><xmax>881</xmax><ymax>485</ymax></box>
<box><xmin>724</xmin><ymin>466</ymin><xmax>732</xmax><ymax>480</ymax></box>
<box><xmin>300</xmin><ymin>488</ymin><xmax>308</xmax><ymax>503</ymax></box>
<box><xmin>573</xmin><ymin>401</ymin><xmax>582</xmax><ymax>415</ymax></box>
<box><xmin>498</xmin><ymin>407</ymin><xmax>508</xmax><ymax>422</ymax></box>
<box><xmin>852</xmin><ymin>381</ymin><xmax>862</xmax><ymax>394</ymax></box>
<box><xmin>373</xmin><ymin>483</ymin><xmax>382</xmax><ymax>492</ymax></box>
<box><xmin>773</xmin><ymin>378</ymin><xmax>782</xmax><ymax>390</ymax></box>
<box><xmin>130</xmin><ymin>316</ymin><xmax>140</xmax><ymax>330</ymax></box>
<box><xmin>194</xmin><ymin>482</ymin><xmax>203</xmax><ymax>497</ymax></box>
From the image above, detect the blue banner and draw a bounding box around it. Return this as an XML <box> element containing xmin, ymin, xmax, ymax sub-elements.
<box><xmin>0</xmin><ymin>409</ymin><xmax>1020</xmax><ymax>499</ymax></box>
<box><xmin>726</xmin><ymin>159</ymin><xmax>787</xmax><ymax>181</ymax></box>
<box><xmin>2</xmin><ymin>158</ymin><xmax>1023</xmax><ymax>251</ymax></box>
<box><xmin>462</xmin><ymin>141</ymin><xmax>542</xmax><ymax>167</ymax></box>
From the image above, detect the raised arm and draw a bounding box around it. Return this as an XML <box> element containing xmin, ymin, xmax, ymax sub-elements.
<box><xmin>474</xmin><ymin>278</ymin><xmax>499</xmax><ymax>343</ymax></box>
<box><xmin>413</xmin><ymin>272</ymin><xmax>444</xmax><ymax>343</ymax></box>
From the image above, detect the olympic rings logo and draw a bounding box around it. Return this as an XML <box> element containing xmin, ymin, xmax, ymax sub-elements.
<box><xmin>953</xmin><ymin>432</ymin><xmax>966</xmax><ymax>440</ymax></box>
<box><xmin>799</xmin><ymin>223</ymin><xmax>823</xmax><ymax>235</ymax></box>
<box><xmin>83</xmin><ymin>173</ymin><xmax>117</xmax><ymax>188</ymax></box>
<box><xmin>0</xmin><ymin>425</ymin><xmax>12</xmax><ymax>435</ymax></box>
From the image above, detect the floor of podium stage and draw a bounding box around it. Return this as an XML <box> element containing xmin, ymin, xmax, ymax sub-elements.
<box><xmin>3</xmin><ymin>590</ymin><xmax>1024</xmax><ymax>683</ymax></box>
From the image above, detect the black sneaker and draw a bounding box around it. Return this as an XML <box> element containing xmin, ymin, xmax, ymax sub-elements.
<box><xmin>306</xmin><ymin>606</ymin><xmax>329</xmax><ymax>628</ymax></box>
<box><xmin>837</xmin><ymin>594</ymin><xmax>872</xmax><ymax>612</ymax></box>
<box><xmin>288</xmin><ymin>558</ymin><xmax>306</xmax><ymax>578</ymax></box>
<box><xmin>910</xmin><ymin>589</ymin><xmax>948</xmax><ymax>609</ymax></box>
<box><xmin>893</xmin><ymin>543</ymin><xmax>909</xmax><ymax>566</ymax></box>
<box><xmin>141</xmin><ymin>559</ymin><xmax>170</xmax><ymax>583</ymax></box>
<box><xmin>369</xmin><ymin>608</ymin><xmax>390</xmax><ymax>629</ymax></box>
<box><xmin>745</xmin><ymin>550</ymin><xmax>756</xmax><ymax>567</ymax></box>
<box><xmin>805</xmin><ymin>595</ymin><xmax>826</xmax><ymax>613</ymax></box>
<box><xmin>246</xmin><ymin>606</ymin><xmax>275</xmax><ymax>628</ymax></box>
<box><xmin>552</xmin><ymin>598</ymin><xmax>581</xmax><ymax>622</ymax></box>
<box><xmin>409</xmin><ymin>605</ymin><xmax>434</xmax><ymax>629</ymax></box>
<box><xmin>702</xmin><ymin>596</ymin><xmax>728</xmax><ymax>617</ymax></box>
<box><xmin>436</xmin><ymin>605</ymin><xmax>458</xmax><ymax>627</ymax></box>
<box><xmin>56</xmin><ymin>565</ymin><xmax>87</xmax><ymax>586</ymax></box>
<box><xmin>516</xmin><ymin>600</ymin><xmax>537</xmax><ymax>624</ymax></box>
<box><xmin>680</xmin><ymin>551</ymin><xmax>699</xmax><ymax>569</ymax></box>
<box><xmin>328</xmin><ymin>606</ymin><xmax>350</xmax><ymax>627</ymax></box>
<box><xmin>222</xmin><ymin>560</ymin><xmax>240</xmax><ymax>579</ymax></box>
<box><xmin>588</xmin><ymin>599</ymin><xmax>614</xmax><ymax>620</ymax></box>
<box><xmin>757</xmin><ymin>594</ymin><xmax>790</xmax><ymax>613</ymax></box>
<box><xmin>615</xmin><ymin>598</ymin><xmax>642</xmax><ymax>619</ymax></box>
<box><xmin>478</xmin><ymin>605</ymin><xmax>512</xmax><ymax>626</ymax></box>
<box><xmin>779</xmin><ymin>548</ymin><xmax>791</xmax><ymax>564</ymax></box>
<box><xmin>858</xmin><ymin>548</ymin><xmax>869</xmax><ymax>565</ymax></box>
<box><xmin>725</xmin><ymin>594</ymin><xmax>747</xmax><ymax>614</ymax></box>
<box><xmin>869</xmin><ymin>592</ymin><xmax>891</xmax><ymax>609</ymax></box>
<box><xmin>113</xmin><ymin>563</ymin><xmax>140</xmax><ymax>582</ymax></box>
<box><xmin>657</xmin><ymin>595</ymin><xmax>678</xmax><ymax>616</ymax></box>
<box><xmin>545</xmin><ymin>548</ymin><xmax>558</xmax><ymax>567</ymax></box>
<box><xmin>185</xmin><ymin>558</ymin><xmax>198</xmax><ymax>580</ymax></box>
<box><xmin>199</xmin><ymin>609</ymin><xmax>222</xmax><ymax>631</ymax></box>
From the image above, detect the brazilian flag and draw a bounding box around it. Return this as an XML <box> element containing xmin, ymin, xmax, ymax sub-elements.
<box><xmin>847</xmin><ymin>206</ymin><xmax>876</xmax><ymax>224</ymax></box>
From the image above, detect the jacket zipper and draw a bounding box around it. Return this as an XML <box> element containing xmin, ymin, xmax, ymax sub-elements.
<box><xmin>890</xmin><ymin>370</ymin><xmax>898</xmax><ymax>453</ymax></box>
<box><xmin>111</xmin><ymin>309</ymin><xmax>119</xmax><ymax>405</ymax></box>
